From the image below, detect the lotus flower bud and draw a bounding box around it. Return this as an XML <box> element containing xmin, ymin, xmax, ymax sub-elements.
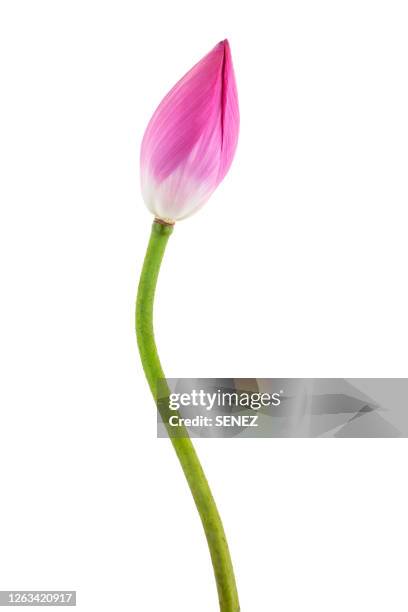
<box><xmin>140</xmin><ymin>40</ymin><xmax>239</xmax><ymax>223</ymax></box>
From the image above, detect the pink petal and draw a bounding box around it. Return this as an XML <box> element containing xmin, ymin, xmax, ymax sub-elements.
<box><xmin>140</xmin><ymin>40</ymin><xmax>239</xmax><ymax>221</ymax></box>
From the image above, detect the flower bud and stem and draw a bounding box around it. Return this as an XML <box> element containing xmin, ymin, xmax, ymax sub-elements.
<box><xmin>136</xmin><ymin>41</ymin><xmax>240</xmax><ymax>611</ymax></box>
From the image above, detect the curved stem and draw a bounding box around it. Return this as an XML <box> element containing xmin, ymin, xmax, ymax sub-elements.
<box><xmin>136</xmin><ymin>219</ymin><xmax>240</xmax><ymax>612</ymax></box>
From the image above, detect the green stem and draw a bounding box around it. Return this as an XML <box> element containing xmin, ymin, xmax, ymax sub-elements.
<box><xmin>136</xmin><ymin>219</ymin><xmax>240</xmax><ymax>612</ymax></box>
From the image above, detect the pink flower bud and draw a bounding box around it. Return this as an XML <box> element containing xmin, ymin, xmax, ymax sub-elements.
<box><xmin>140</xmin><ymin>40</ymin><xmax>239</xmax><ymax>223</ymax></box>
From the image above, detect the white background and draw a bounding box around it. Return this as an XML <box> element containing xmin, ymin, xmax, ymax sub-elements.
<box><xmin>0</xmin><ymin>1</ymin><xmax>407</xmax><ymax>611</ymax></box>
